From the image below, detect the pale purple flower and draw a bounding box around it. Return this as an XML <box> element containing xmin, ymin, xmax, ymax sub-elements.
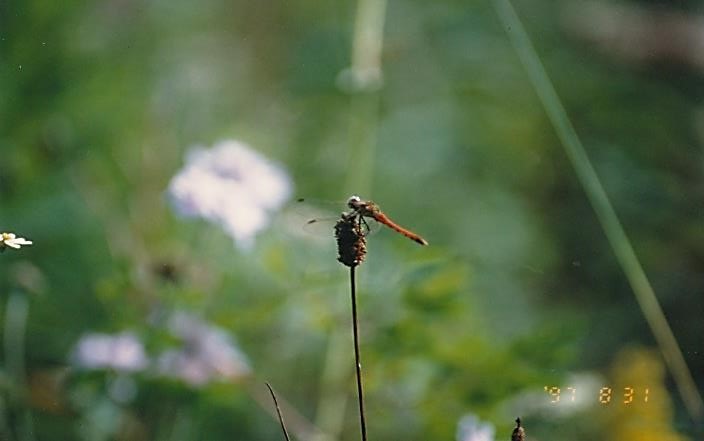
<box><xmin>71</xmin><ymin>332</ymin><xmax>148</xmax><ymax>372</ymax></box>
<box><xmin>167</xmin><ymin>140</ymin><xmax>292</xmax><ymax>249</ymax></box>
<box><xmin>456</xmin><ymin>414</ymin><xmax>495</xmax><ymax>441</ymax></box>
<box><xmin>157</xmin><ymin>312</ymin><xmax>250</xmax><ymax>386</ymax></box>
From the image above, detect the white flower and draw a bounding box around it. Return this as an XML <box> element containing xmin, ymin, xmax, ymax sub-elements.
<box><xmin>0</xmin><ymin>232</ymin><xmax>33</xmax><ymax>251</ymax></box>
<box><xmin>167</xmin><ymin>140</ymin><xmax>292</xmax><ymax>249</ymax></box>
<box><xmin>457</xmin><ymin>414</ymin><xmax>495</xmax><ymax>441</ymax></box>
<box><xmin>70</xmin><ymin>332</ymin><xmax>149</xmax><ymax>372</ymax></box>
<box><xmin>157</xmin><ymin>312</ymin><xmax>251</xmax><ymax>386</ymax></box>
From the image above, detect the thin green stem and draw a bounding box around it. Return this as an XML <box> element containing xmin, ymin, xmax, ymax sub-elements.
<box><xmin>266</xmin><ymin>383</ymin><xmax>292</xmax><ymax>441</ymax></box>
<box><xmin>247</xmin><ymin>381</ymin><xmax>328</xmax><ymax>441</ymax></box>
<box><xmin>492</xmin><ymin>0</ymin><xmax>703</xmax><ymax>422</ymax></box>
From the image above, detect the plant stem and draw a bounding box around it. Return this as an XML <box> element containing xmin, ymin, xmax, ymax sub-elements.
<box><xmin>343</xmin><ymin>0</ymin><xmax>387</xmax><ymax>197</ymax></box>
<box><xmin>349</xmin><ymin>266</ymin><xmax>368</xmax><ymax>441</ymax></box>
<box><xmin>265</xmin><ymin>383</ymin><xmax>291</xmax><ymax>441</ymax></box>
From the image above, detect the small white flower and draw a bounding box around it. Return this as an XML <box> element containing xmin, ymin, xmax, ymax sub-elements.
<box><xmin>70</xmin><ymin>332</ymin><xmax>149</xmax><ymax>373</ymax></box>
<box><xmin>167</xmin><ymin>139</ymin><xmax>292</xmax><ymax>250</ymax></box>
<box><xmin>0</xmin><ymin>232</ymin><xmax>33</xmax><ymax>251</ymax></box>
<box><xmin>457</xmin><ymin>414</ymin><xmax>495</xmax><ymax>441</ymax></box>
<box><xmin>157</xmin><ymin>312</ymin><xmax>251</xmax><ymax>386</ymax></box>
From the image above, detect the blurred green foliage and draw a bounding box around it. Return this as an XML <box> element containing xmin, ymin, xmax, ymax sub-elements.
<box><xmin>1</xmin><ymin>0</ymin><xmax>703</xmax><ymax>440</ymax></box>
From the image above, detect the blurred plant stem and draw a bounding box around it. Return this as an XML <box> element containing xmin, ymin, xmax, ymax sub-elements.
<box><xmin>350</xmin><ymin>0</ymin><xmax>386</xmax><ymax>84</ymax></box>
<box><xmin>492</xmin><ymin>0</ymin><xmax>704</xmax><ymax>423</ymax></box>
<box><xmin>315</xmin><ymin>0</ymin><xmax>387</xmax><ymax>439</ymax></box>
<box><xmin>345</xmin><ymin>94</ymin><xmax>381</xmax><ymax>197</ymax></box>
<box><xmin>343</xmin><ymin>0</ymin><xmax>387</xmax><ymax>197</ymax></box>
<box><xmin>3</xmin><ymin>292</ymin><xmax>35</xmax><ymax>441</ymax></box>
<box><xmin>313</xmin><ymin>328</ymin><xmax>349</xmax><ymax>441</ymax></box>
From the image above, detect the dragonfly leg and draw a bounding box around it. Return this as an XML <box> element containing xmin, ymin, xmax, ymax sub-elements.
<box><xmin>360</xmin><ymin>216</ymin><xmax>372</xmax><ymax>236</ymax></box>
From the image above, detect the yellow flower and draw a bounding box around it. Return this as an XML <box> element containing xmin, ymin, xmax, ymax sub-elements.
<box><xmin>604</xmin><ymin>347</ymin><xmax>691</xmax><ymax>441</ymax></box>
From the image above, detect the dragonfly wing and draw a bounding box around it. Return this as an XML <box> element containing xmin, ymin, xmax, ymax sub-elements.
<box><xmin>302</xmin><ymin>216</ymin><xmax>342</xmax><ymax>237</ymax></box>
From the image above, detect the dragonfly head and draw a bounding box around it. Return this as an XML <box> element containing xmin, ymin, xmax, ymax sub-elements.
<box><xmin>347</xmin><ymin>195</ymin><xmax>362</xmax><ymax>209</ymax></box>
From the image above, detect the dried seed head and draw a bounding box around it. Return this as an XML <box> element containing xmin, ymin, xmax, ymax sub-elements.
<box><xmin>511</xmin><ymin>417</ymin><xmax>525</xmax><ymax>441</ymax></box>
<box><xmin>334</xmin><ymin>214</ymin><xmax>366</xmax><ymax>267</ymax></box>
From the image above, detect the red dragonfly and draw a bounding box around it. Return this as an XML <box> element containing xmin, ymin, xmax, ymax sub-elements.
<box><xmin>304</xmin><ymin>195</ymin><xmax>428</xmax><ymax>246</ymax></box>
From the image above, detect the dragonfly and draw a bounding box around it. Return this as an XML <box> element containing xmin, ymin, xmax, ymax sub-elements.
<box><xmin>301</xmin><ymin>195</ymin><xmax>428</xmax><ymax>246</ymax></box>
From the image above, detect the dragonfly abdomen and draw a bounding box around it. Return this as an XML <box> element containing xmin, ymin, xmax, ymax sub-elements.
<box><xmin>372</xmin><ymin>213</ymin><xmax>428</xmax><ymax>246</ymax></box>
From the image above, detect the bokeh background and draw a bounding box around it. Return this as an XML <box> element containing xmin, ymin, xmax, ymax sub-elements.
<box><xmin>1</xmin><ymin>0</ymin><xmax>703</xmax><ymax>440</ymax></box>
